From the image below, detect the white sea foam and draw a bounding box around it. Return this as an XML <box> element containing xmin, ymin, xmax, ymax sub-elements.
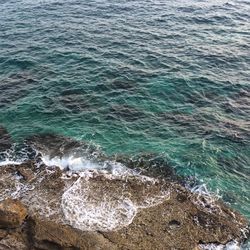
<box><xmin>40</xmin><ymin>152</ymin><xmax>135</xmax><ymax>176</ymax></box>
<box><xmin>61</xmin><ymin>177</ymin><xmax>138</xmax><ymax>231</ymax></box>
<box><xmin>41</xmin><ymin>154</ymin><xmax>103</xmax><ymax>171</ymax></box>
<box><xmin>0</xmin><ymin>143</ymin><xmax>34</xmax><ymax>166</ymax></box>
<box><xmin>199</xmin><ymin>240</ymin><xmax>241</xmax><ymax>250</ymax></box>
<box><xmin>137</xmin><ymin>190</ymin><xmax>170</xmax><ymax>209</ymax></box>
<box><xmin>190</xmin><ymin>183</ymin><xmax>220</xmax><ymax>199</ymax></box>
<box><xmin>61</xmin><ymin>173</ymin><xmax>170</xmax><ymax>231</ymax></box>
<box><xmin>188</xmin><ymin>183</ymin><xmax>223</xmax><ymax>213</ymax></box>
<box><xmin>0</xmin><ymin>160</ymin><xmax>23</xmax><ymax>166</ymax></box>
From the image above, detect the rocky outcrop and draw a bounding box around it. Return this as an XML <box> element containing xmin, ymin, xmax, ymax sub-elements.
<box><xmin>0</xmin><ymin>199</ymin><xmax>27</xmax><ymax>229</ymax></box>
<box><xmin>0</xmin><ymin>162</ymin><xmax>249</xmax><ymax>250</ymax></box>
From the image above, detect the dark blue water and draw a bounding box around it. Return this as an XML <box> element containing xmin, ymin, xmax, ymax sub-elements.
<box><xmin>0</xmin><ymin>0</ymin><xmax>249</xmax><ymax>222</ymax></box>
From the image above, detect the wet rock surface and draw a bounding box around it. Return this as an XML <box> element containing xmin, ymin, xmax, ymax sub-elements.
<box><xmin>0</xmin><ymin>162</ymin><xmax>248</xmax><ymax>250</ymax></box>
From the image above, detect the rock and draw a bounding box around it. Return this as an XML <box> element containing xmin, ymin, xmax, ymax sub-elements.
<box><xmin>100</xmin><ymin>185</ymin><xmax>249</xmax><ymax>249</ymax></box>
<box><xmin>0</xmin><ymin>230</ymin><xmax>7</xmax><ymax>240</ymax></box>
<box><xmin>0</xmin><ymin>162</ymin><xmax>248</xmax><ymax>249</ymax></box>
<box><xmin>0</xmin><ymin>233</ymin><xmax>27</xmax><ymax>250</ymax></box>
<box><xmin>29</xmin><ymin>217</ymin><xmax>116</xmax><ymax>250</ymax></box>
<box><xmin>17</xmin><ymin>167</ymin><xmax>35</xmax><ymax>182</ymax></box>
<box><xmin>0</xmin><ymin>199</ymin><xmax>27</xmax><ymax>229</ymax></box>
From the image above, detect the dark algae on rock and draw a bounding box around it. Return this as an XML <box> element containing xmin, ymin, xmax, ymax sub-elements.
<box><xmin>0</xmin><ymin>126</ymin><xmax>12</xmax><ymax>152</ymax></box>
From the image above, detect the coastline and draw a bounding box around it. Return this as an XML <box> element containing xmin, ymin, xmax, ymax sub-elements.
<box><xmin>0</xmin><ymin>128</ymin><xmax>249</xmax><ymax>249</ymax></box>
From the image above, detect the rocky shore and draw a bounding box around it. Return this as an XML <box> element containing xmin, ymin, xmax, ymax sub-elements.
<box><xmin>0</xmin><ymin>162</ymin><xmax>248</xmax><ymax>250</ymax></box>
<box><xmin>0</xmin><ymin>127</ymin><xmax>249</xmax><ymax>249</ymax></box>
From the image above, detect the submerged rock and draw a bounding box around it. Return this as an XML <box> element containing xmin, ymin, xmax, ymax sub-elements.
<box><xmin>0</xmin><ymin>161</ymin><xmax>248</xmax><ymax>249</ymax></box>
<box><xmin>0</xmin><ymin>127</ymin><xmax>12</xmax><ymax>152</ymax></box>
<box><xmin>113</xmin><ymin>153</ymin><xmax>179</xmax><ymax>182</ymax></box>
<box><xmin>25</xmin><ymin>134</ymin><xmax>97</xmax><ymax>158</ymax></box>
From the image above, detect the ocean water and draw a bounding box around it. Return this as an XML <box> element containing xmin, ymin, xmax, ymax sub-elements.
<box><xmin>0</xmin><ymin>0</ymin><xmax>249</xmax><ymax>225</ymax></box>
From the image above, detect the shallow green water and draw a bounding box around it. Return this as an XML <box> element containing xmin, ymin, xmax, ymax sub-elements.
<box><xmin>0</xmin><ymin>0</ymin><xmax>249</xmax><ymax>219</ymax></box>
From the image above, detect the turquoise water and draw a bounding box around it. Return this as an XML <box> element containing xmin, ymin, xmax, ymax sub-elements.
<box><xmin>0</xmin><ymin>0</ymin><xmax>249</xmax><ymax>220</ymax></box>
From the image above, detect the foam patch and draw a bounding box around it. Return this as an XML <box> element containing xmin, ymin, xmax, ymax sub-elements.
<box><xmin>0</xmin><ymin>160</ymin><xmax>23</xmax><ymax>166</ymax></box>
<box><xmin>41</xmin><ymin>154</ymin><xmax>103</xmax><ymax>171</ymax></box>
<box><xmin>61</xmin><ymin>174</ymin><xmax>170</xmax><ymax>231</ymax></box>
<box><xmin>61</xmin><ymin>177</ymin><xmax>138</xmax><ymax>231</ymax></box>
<box><xmin>199</xmin><ymin>240</ymin><xmax>241</xmax><ymax>250</ymax></box>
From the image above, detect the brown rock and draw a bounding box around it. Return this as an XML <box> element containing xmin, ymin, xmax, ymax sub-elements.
<box><xmin>0</xmin><ymin>229</ymin><xmax>7</xmax><ymax>240</ymax></box>
<box><xmin>0</xmin><ymin>162</ymin><xmax>249</xmax><ymax>249</ymax></box>
<box><xmin>17</xmin><ymin>167</ymin><xmax>35</xmax><ymax>182</ymax></box>
<box><xmin>0</xmin><ymin>234</ymin><xmax>27</xmax><ymax>250</ymax></box>
<box><xmin>29</xmin><ymin>217</ymin><xmax>116</xmax><ymax>250</ymax></box>
<box><xmin>0</xmin><ymin>199</ymin><xmax>27</xmax><ymax>229</ymax></box>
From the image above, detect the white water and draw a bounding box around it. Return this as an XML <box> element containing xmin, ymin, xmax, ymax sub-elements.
<box><xmin>41</xmin><ymin>154</ymin><xmax>103</xmax><ymax>171</ymax></box>
<box><xmin>61</xmin><ymin>177</ymin><xmax>138</xmax><ymax>231</ymax></box>
<box><xmin>61</xmin><ymin>174</ymin><xmax>170</xmax><ymax>231</ymax></box>
<box><xmin>199</xmin><ymin>240</ymin><xmax>241</xmax><ymax>250</ymax></box>
<box><xmin>41</xmin><ymin>153</ymin><xmax>134</xmax><ymax>176</ymax></box>
<box><xmin>0</xmin><ymin>160</ymin><xmax>23</xmax><ymax>166</ymax></box>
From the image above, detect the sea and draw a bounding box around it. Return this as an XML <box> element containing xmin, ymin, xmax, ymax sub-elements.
<box><xmin>0</xmin><ymin>0</ymin><xmax>249</xmax><ymax>247</ymax></box>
